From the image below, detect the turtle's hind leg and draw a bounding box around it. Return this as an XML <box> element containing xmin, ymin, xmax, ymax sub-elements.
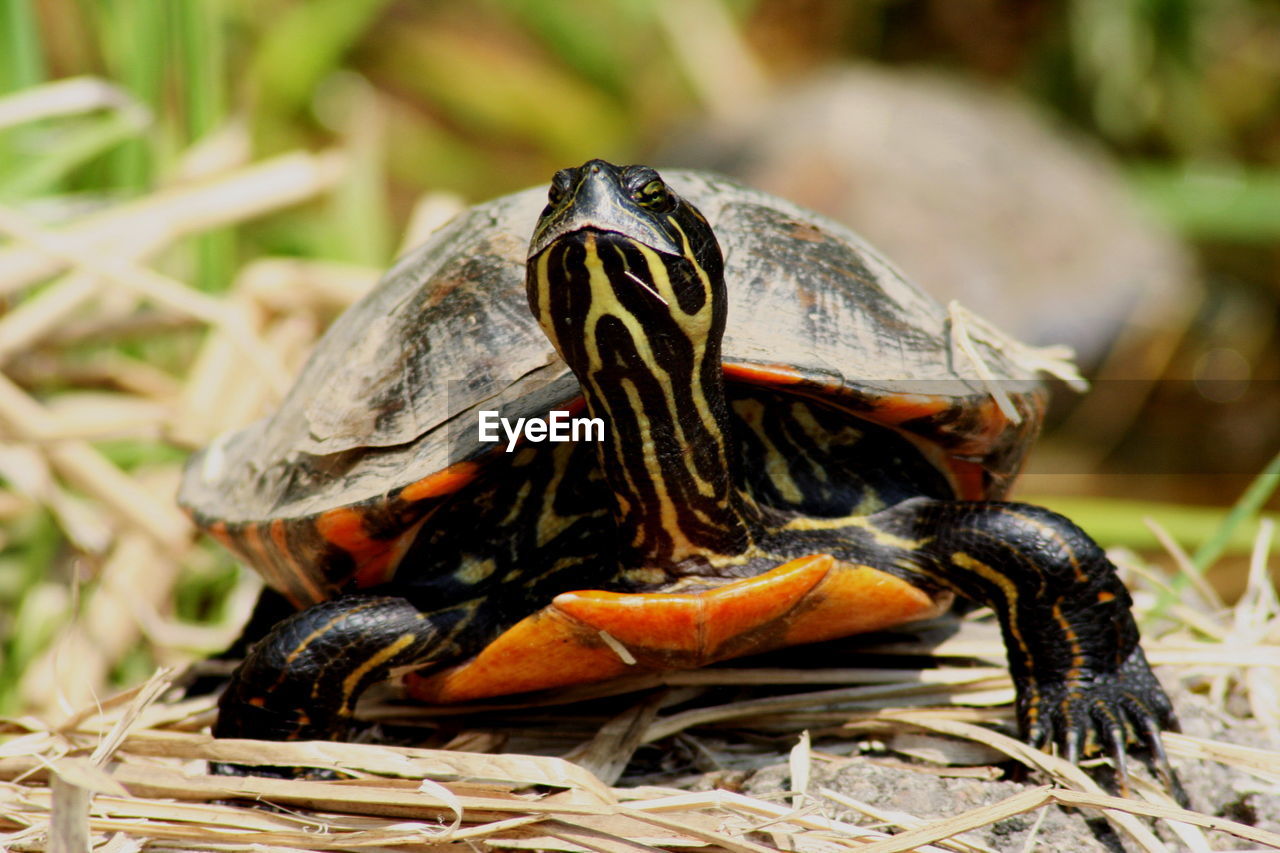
<box><xmin>213</xmin><ymin>594</ymin><xmax>449</xmax><ymax>775</ymax></box>
<box><xmin>182</xmin><ymin>587</ymin><xmax>297</xmax><ymax>699</ymax></box>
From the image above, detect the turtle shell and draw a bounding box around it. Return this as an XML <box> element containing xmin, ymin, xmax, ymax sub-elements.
<box><xmin>179</xmin><ymin>171</ymin><xmax>1048</xmax><ymax>606</ymax></box>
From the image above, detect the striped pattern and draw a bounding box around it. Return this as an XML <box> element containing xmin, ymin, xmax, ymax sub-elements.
<box><xmin>195</xmin><ymin>460</ymin><xmax>482</xmax><ymax>608</ymax></box>
<box><xmin>854</xmin><ymin>498</ymin><xmax>1142</xmax><ymax>748</ymax></box>
<box><xmin>529</xmin><ymin>224</ymin><xmax>759</xmax><ymax>567</ymax></box>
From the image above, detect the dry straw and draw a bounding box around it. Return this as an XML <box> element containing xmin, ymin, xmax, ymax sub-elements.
<box><xmin>2</xmin><ymin>665</ymin><xmax>1279</xmax><ymax>852</ymax></box>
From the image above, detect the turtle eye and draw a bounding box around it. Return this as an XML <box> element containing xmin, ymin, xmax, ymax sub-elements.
<box><xmin>633</xmin><ymin>179</ymin><xmax>672</xmax><ymax>211</ymax></box>
<box><xmin>548</xmin><ymin>169</ymin><xmax>573</xmax><ymax>205</ymax></box>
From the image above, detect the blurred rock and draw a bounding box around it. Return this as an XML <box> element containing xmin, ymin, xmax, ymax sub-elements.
<box><xmin>659</xmin><ymin>67</ymin><xmax>1197</xmax><ymax>372</ymax></box>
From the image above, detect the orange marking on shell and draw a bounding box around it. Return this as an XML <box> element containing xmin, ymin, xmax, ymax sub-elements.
<box><xmin>954</xmin><ymin>398</ymin><xmax>1011</xmax><ymax>453</ymax></box>
<box><xmin>266</xmin><ymin>518</ymin><xmax>328</xmax><ymax>604</ymax></box>
<box><xmin>866</xmin><ymin>394</ymin><xmax>951</xmax><ymax>425</ymax></box>
<box><xmin>400</xmin><ymin>461</ymin><xmax>480</xmax><ymax>504</ymax></box>
<box><xmin>239</xmin><ymin>523</ymin><xmax>271</xmax><ymax>573</ymax></box>
<box><xmin>950</xmin><ymin>395</ymin><xmax>1044</xmax><ymax>458</ymax></box>
<box><xmin>205</xmin><ymin>520</ymin><xmax>235</xmax><ymax>552</ymax></box>
<box><xmin>316</xmin><ymin>507</ymin><xmax>369</xmax><ymax>552</ymax></box>
<box><xmin>317</xmin><ymin>507</ymin><xmax>397</xmax><ymax>589</ymax></box>
<box><xmin>243</xmin><ymin>520</ymin><xmax>323</xmax><ymax>606</ymax></box>
<box><xmin>723</xmin><ymin>361</ymin><xmax>806</xmax><ymax>386</ymax></box>
<box><xmin>268</xmin><ymin>519</ymin><xmax>300</xmax><ymax>574</ymax></box>
<box><xmin>946</xmin><ymin>459</ymin><xmax>989</xmax><ymax>501</ymax></box>
<box><xmin>354</xmin><ymin>516</ymin><xmax>428</xmax><ymax>589</ymax></box>
<box><xmin>406</xmin><ymin>555</ymin><xmax>947</xmax><ymax>704</ymax></box>
<box><xmin>353</xmin><ymin>553</ymin><xmax>395</xmax><ymax>588</ymax></box>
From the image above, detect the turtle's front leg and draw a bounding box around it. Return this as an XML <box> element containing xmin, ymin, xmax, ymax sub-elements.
<box><xmin>867</xmin><ymin>497</ymin><xmax>1179</xmax><ymax>793</ymax></box>
<box><xmin>213</xmin><ymin>594</ymin><xmax>444</xmax><ymax>774</ymax></box>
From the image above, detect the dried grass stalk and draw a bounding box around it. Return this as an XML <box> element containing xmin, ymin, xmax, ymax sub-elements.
<box><xmin>0</xmin><ymin>275</ymin><xmax>100</xmax><ymax>367</ymax></box>
<box><xmin>0</xmin><ymin>151</ymin><xmax>346</xmax><ymax>296</ymax></box>
<box><xmin>0</xmin><ymin>76</ymin><xmax>148</xmax><ymax>131</ymax></box>
<box><xmin>0</xmin><ymin>372</ymin><xmax>191</xmax><ymax>549</ymax></box>
<box><xmin>18</xmin><ymin>534</ymin><xmax>179</xmax><ymax>718</ymax></box>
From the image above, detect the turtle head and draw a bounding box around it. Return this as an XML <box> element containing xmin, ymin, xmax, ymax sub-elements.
<box><xmin>526</xmin><ymin>161</ymin><xmax>756</xmax><ymax>565</ymax></box>
<box><xmin>528</xmin><ymin>160</ymin><xmax>715</xmax><ymax>260</ymax></box>
<box><xmin>526</xmin><ymin>160</ymin><xmax>726</xmax><ymax>376</ymax></box>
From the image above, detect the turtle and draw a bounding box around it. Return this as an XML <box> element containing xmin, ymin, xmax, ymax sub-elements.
<box><xmin>179</xmin><ymin>159</ymin><xmax>1176</xmax><ymax>785</ymax></box>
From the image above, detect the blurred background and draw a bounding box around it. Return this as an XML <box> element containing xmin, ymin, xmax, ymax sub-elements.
<box><xmin>0</xmin><ymin>0</ymin><xmax>1277</xmax><ymax>717</ymax></box>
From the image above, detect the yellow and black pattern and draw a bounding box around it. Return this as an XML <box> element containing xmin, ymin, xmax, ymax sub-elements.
<box><xmin>845</xmin><ymin>498</ymin><xmax>1173</xmax><ymax>764</ymax></box>
<box><xmin>529</xmin><ymin>227</ymin><xmax>759</xmax><ymax>566</ymax></box>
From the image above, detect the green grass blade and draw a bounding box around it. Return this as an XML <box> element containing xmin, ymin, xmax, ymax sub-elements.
<box><xmin>95</xmin><ymin>0</ymin><xmax>168</xmax><ymax>191</ymax></box>
<box><xmin>0</xmin><ymin>112</ymin><xmax>142</xmax><ymax>199</ymax></box>
<box><xmin>1129</xmin><ymin>164</ymin><xmax>1280</xmax><ymax>242</ymax></box>
<box><xmin>173</xmin><ymin>0</ymin><xmax>232</xmax><ymax>291</ymax></box>
<box><xmin>322</xmin><ymin>76</ymin><xmax>390</xmax><ymax>266</ymax></box>
<box><xmin>251</xmin><ymin>0</ymin><xmax>395</xmax><ymax>117</ymax></box>
<box><xmin>496</xmin><ymin>0</ymin><xmax>644</xmax><ymax>96</ymax></box>
<box><xmin>1023</xmin><ymin>493</ymin><xmax>1279</xmax><ymax>555</ymax></box>
<box><xmin>174</xmin><ymin>0</ymin><xmax>226</xmax><ymax>140</ymax></box>
<box><xmin>1133</xmin><ymin>448</ymin><xmax>1280</xmax><ymax>613</ymax></box>
<box><xmin>0</xmin><ymin>0</ymin><xmax>48</xmax><ymax>176</ymax></box>
<box><xmin>1191</xmin><ymin>449</ymin><xmax>1280</xmax><ymax>572</ymax></box>
<box><xmin>0</xmin><ymin>511</ymin><xmax>63</xmax><ymax>713</ymax></box>
<box><xmin>0</xmin><ymin>0</ymin><xmax>46</xmax><ymax>93</ymax></box>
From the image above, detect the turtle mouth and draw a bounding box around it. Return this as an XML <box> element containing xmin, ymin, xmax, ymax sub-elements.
<box><xmin>529</xmin><ymin>219</ymin><xmax>684</xmax><ymax>261</ymax></box>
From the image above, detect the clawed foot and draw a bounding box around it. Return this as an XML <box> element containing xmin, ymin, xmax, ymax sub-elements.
<box><xmin>1019</xmin><ymin>646</ymin><xmax>1186</xmax><ymax>804</ymax></box>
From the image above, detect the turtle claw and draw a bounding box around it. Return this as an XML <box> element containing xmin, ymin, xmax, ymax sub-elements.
<box><xmin>1132</xmin><ymin>702</ymin><xmax>1189</xmax><ymax>807</ymax></box>
<box><xmin>1017</xmin><ymin>646</ymin><xmax>1180</xmax><ymax>801</ymax></box>
<box><xmin>1025</xmin><ymin>719</ymin><xmax>1051</xmax><ymax>752</ymax></box>
<box><xmin>1057</xmin><ymin>718</ymin><xmax>1085</xmax><ymax>767</ymax></box>
<box><xmin>1098</xmin><ymin>712</ymin><xmax>1130</xmax><ymax>796</ymax></box>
